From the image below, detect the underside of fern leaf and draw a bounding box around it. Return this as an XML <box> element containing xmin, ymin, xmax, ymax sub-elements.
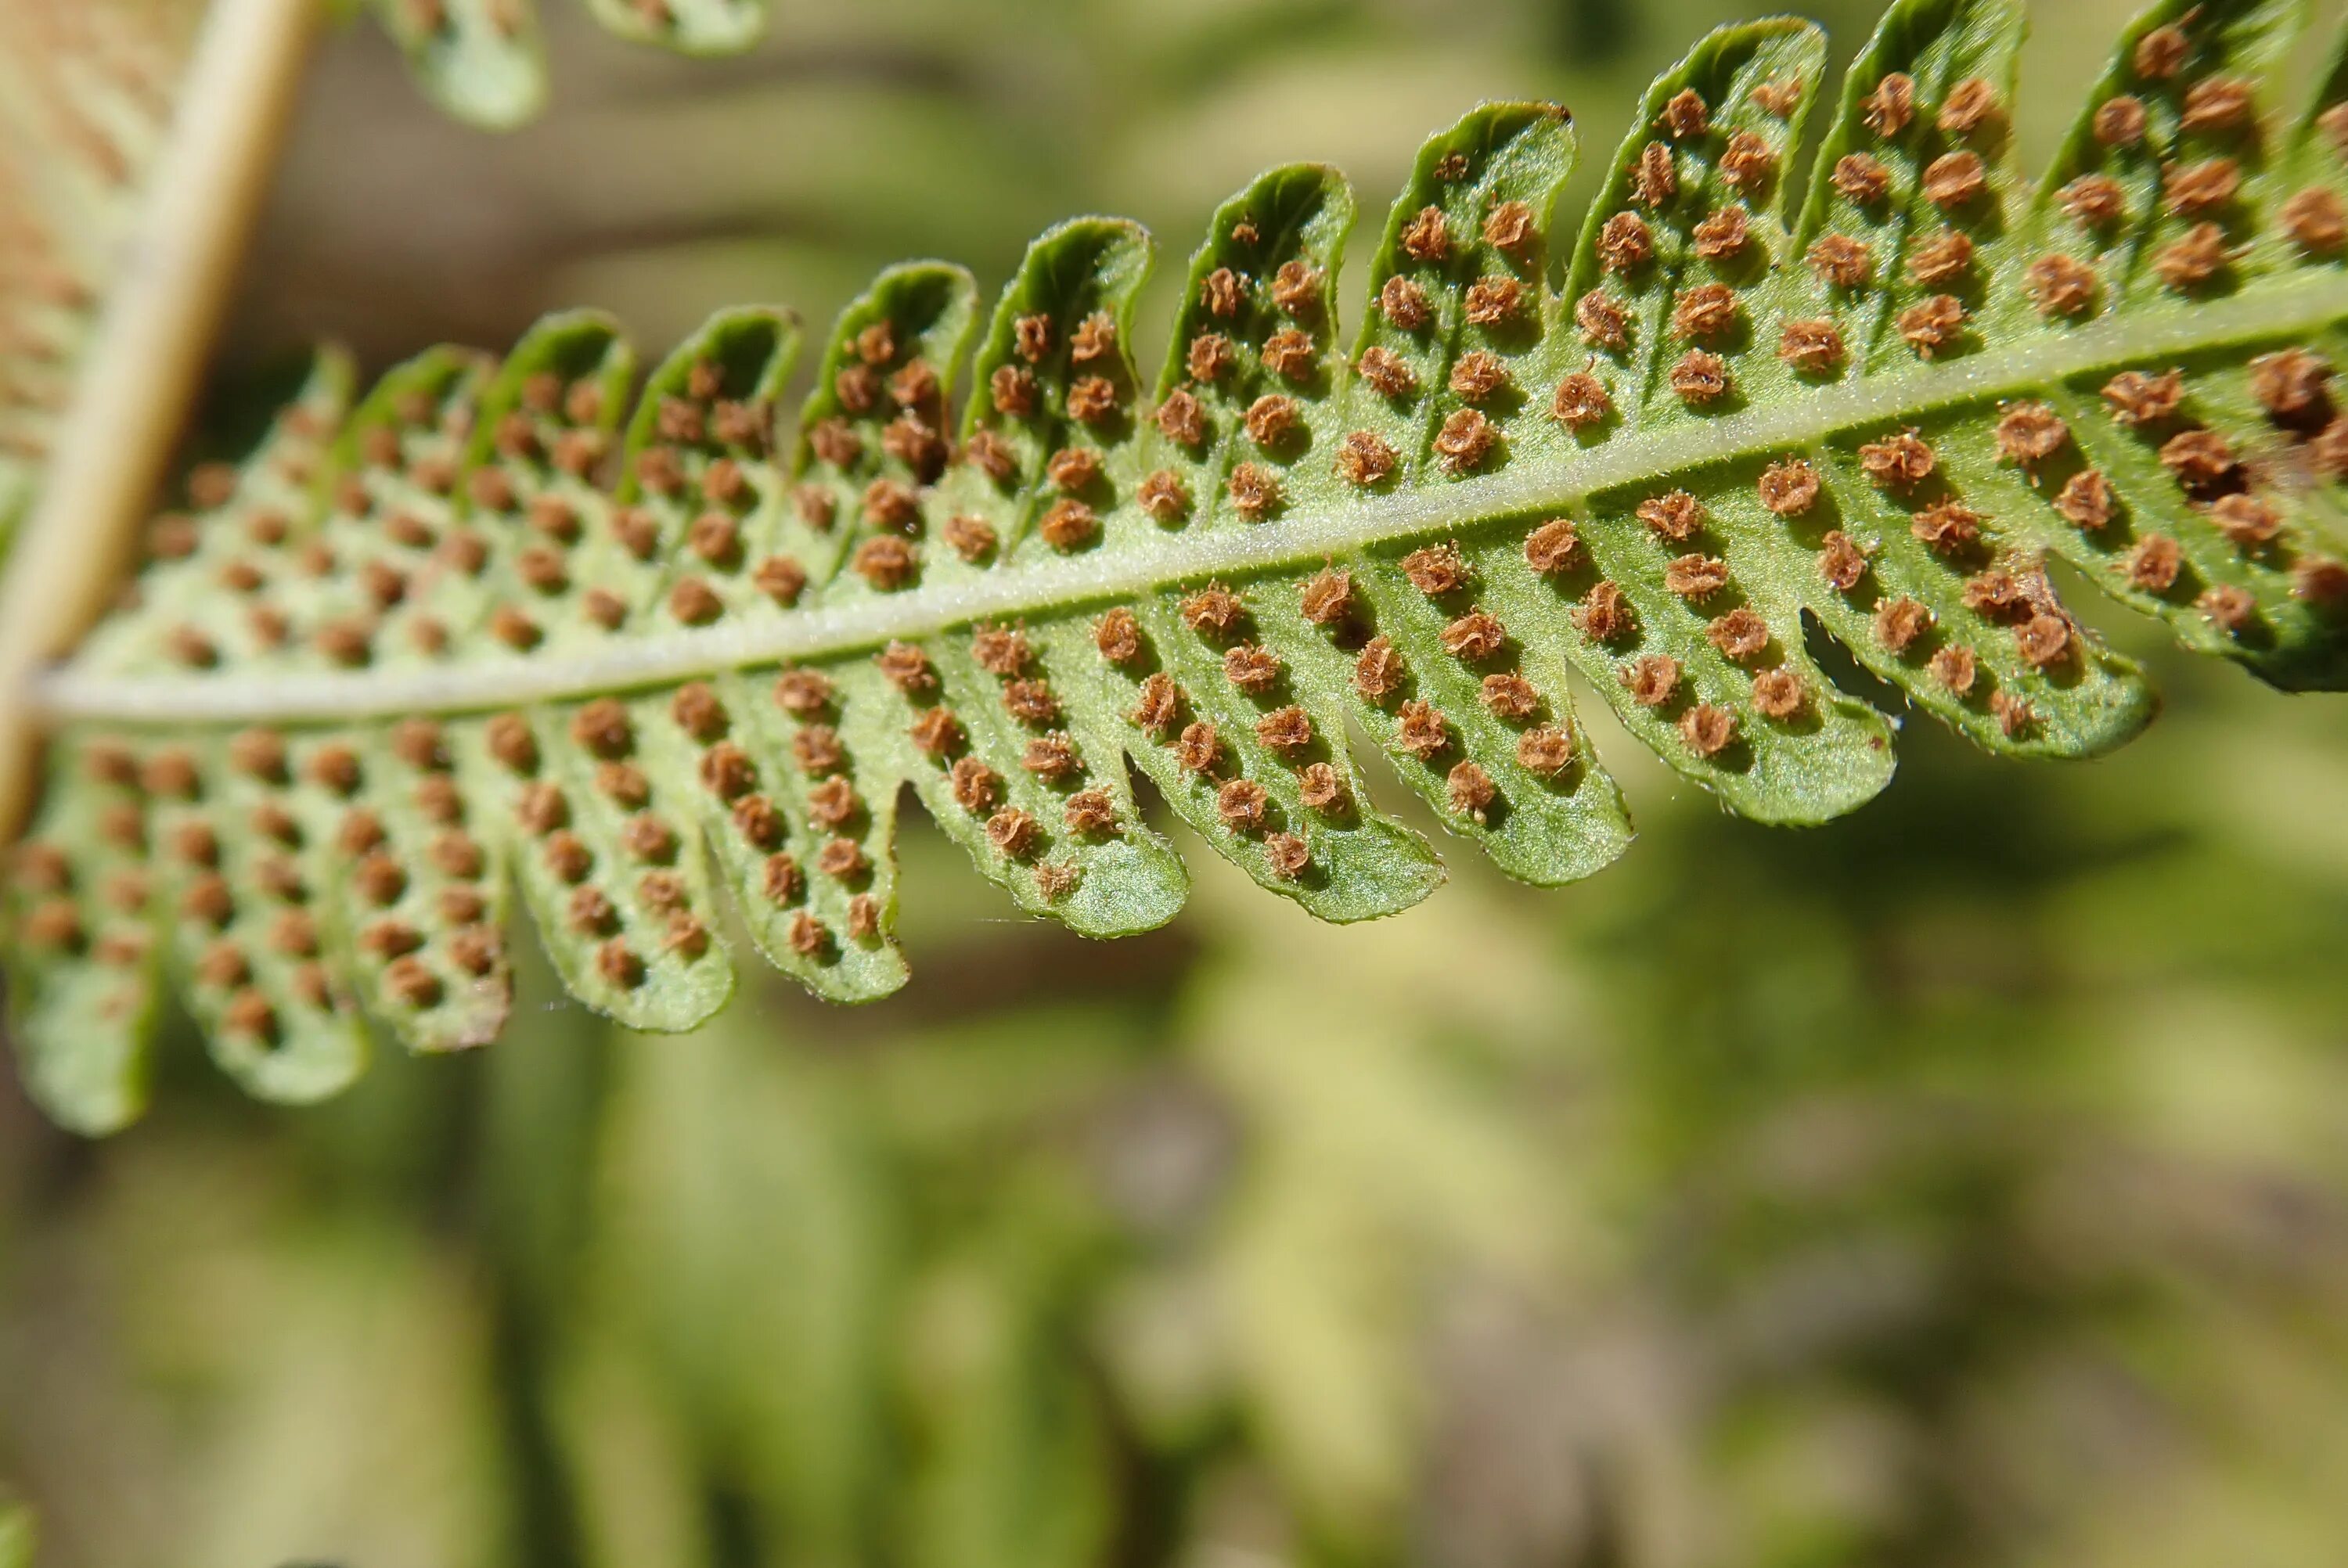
<box><xmin>0</xmin><ymin>0</ymin><xmax>200</xmax><ymax>566</ymax></box>
<box><xmin>369</xmin><ymin>0</ymin><xmax>771</xmax><ymax>128</ymax></box>
<box><xmin>9</xmin><ymin>0</ymin><xmax>2348</xmax><ymax>1132</ymax></box>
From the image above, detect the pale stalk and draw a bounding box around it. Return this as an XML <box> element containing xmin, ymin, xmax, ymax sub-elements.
<box><xmin>0</xmin><ymin>0</ymin><xmax>318</xmax><ymax>839</ymax></box>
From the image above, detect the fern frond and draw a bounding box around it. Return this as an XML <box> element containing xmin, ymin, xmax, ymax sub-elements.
<box><xmin>368</xmin><ymin>0</ymin><xmax>772</xmax><ymax>128</ymax></box>
<box><xmin>0</xmin><ymin>0</ymin><xmax>203</xmax><ymax>564</ymax></box>
<box><xmin>9</xmin><ymin>0</ymin><xmax>2348</xmax><ymax>1132</ymax></box>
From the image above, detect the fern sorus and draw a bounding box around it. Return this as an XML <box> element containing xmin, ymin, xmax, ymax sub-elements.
<box><xmin>9</xmin><ymin>0</ymin><xmax>2348</xmax><ymax>1130</ymax></box>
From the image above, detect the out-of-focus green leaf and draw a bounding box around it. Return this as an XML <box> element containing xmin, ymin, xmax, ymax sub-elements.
<box><xmin>900</xmin><ymin>1219</ymin><xmax>1115</xmax><ymax>1568</ymax></box>
<box><xmin>0</xmin><ymin>1504</ymin><xmax>32</xmax><ymax>1568</ymax></box>
<box><xmin>366</xmin><ymin>0</ymin><xmax>772</xmax><ymax>131</ymax></box>
<box><xmin>582</xmin><ymin>1011</ymin><xmax>901</xmax><ymax>1564</ymax></box>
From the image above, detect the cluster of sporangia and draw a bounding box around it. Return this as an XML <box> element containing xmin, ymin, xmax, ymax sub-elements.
<box><xmin>0</xmin><ymin>201</ymin><xmax>95</xmax><ymax>473</ymax></box>
<box><xmin>1536</xmin><ymin>27</ymin><xmax>2348</xmax><ymax>741</ymax></box>
<box><xmin>8</xmin><ymin>0</ymin><xmax>2348</xmax><ymax>1120</ymax></box>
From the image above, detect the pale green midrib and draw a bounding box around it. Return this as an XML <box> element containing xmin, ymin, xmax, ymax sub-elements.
<box><xmin>37</xmin><ymin>272</ymin><xmax>2348</xmax><ymax>727</ymax></box>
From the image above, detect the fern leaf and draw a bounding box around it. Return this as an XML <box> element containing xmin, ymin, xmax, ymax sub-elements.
<box><xmin>0</xmin><ymin>0</ymin><xmax>202</xmax><ymax>565</ymax></box>
<box><xmin>10</xmin><ymin>0</ymin><xmax>2348</xmax><ymax>1132</ymax></box>
<box><xmin>369</xmin><ymin>0</ymin><xmax>772</xmax><ymax>129</ymax></box>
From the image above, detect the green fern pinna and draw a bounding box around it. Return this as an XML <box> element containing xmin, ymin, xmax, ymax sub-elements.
<box><xmin>371</xmin><ymin>0</ymin><xmax>772</xmax><ymax>128</ymax></box>
<box><xmin>7</xmin><ymin>0</ymin><xmax>2347</xmax><ymax>1131</ymax></box>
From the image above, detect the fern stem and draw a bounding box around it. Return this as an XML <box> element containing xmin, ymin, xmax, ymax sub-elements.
<box><xmin>33</xmin><ymin>271</ymin><xmax>2348</xmax><ymax>728</ymax></box>
<box><xmin>0</xmin><ymin>0</ymin><xmax>318</xmax><ymax>833</ymax></box>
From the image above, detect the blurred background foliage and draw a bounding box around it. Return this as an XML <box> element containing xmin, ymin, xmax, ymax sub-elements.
<box><xmin>9</xmin><ymin>0</ymin><xmax>2348</xmax><ymax>1563</ymax></box>
<box><xmin>0</xmin><ymin>0</ymin><xmax>202</xmax><ymax>564</ymax></box>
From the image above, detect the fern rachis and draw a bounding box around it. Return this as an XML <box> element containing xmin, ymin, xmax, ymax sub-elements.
<box><xmin>7</xmin><ymin>0</ymin><xmax>2348</xmax><ymax>1132</ymax></box>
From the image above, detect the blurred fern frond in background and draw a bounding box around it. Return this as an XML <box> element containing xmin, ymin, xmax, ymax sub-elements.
<box><xmin>0</xmin><ymin>0</ymin><xmax>202</xmax><ymax>567</ymax></box>
<box><xmin>365</xmin><ymin>0</ymin><xmax>772</xmax><ymax>128</ymax></box>
<box><xmin>0</xmin><ymin>0</ymin><xmax>769</xmax><ymax>563</ymax></box>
